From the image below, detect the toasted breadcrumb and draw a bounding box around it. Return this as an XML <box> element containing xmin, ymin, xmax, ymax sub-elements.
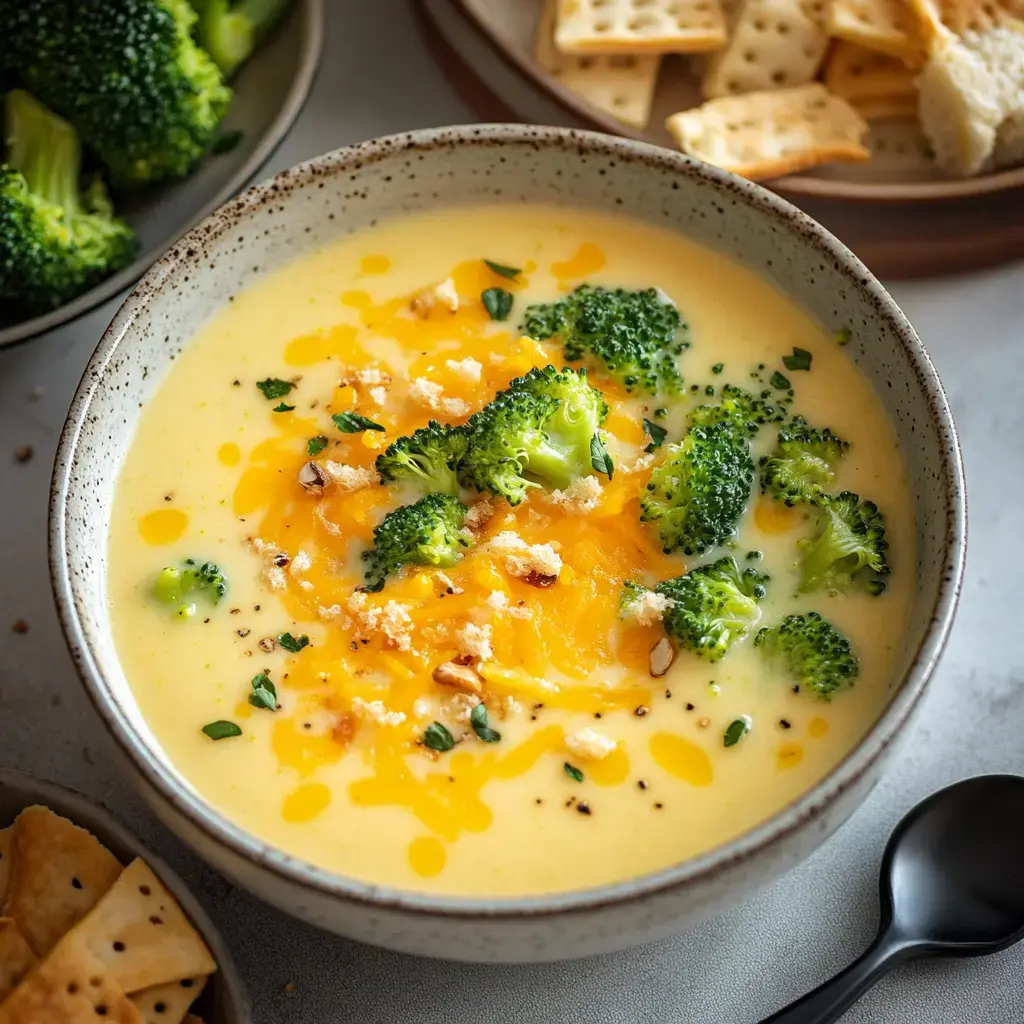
<box><xmin>289</xmin><ymin>550</ymin><xmax>312</xmax><ymax>577</ymax></box>
<box><xmin>355</xmin><ymin>367</ymin><xmax>385</xmax><ymax>385</ymax></box>
<box><xmin>351</xmin><ymin>697</ymin><xmax>406</xmax><ymax>727</ymax></box>
<box><xmin>264</xmin><ymin>566</ymin><xmax>287</xmax><ymax>591</ymax></box>
<box><xmin>487</xmin><ymin>531</ymin><xmax>563</xmax><ymax>579</ymax></box>
<box><xmin>455</xmin><ymin>622</ymin><xmax>494</xmax><ymax>662</ymax></box>
<box><xmin>434</xmin><ymin>277</ymin><xmax>460</xmax><ymax>311</ymax></box>
<box><xmin>441</xmin><ymin>691</ymin><xmax>481</xmax><ymax>724</ymax></box>
<box><xmin>464</xmin><ymin>499</ymin><xmax>495</xmax><ymax>531</ymax></box>
<box><xmin>565</xmin><ymin>727</ymin><xmax>617</xmax><ymax>760</ymax></box>
<box><xmin>545</xmin><ymin>475</ymin><xmax>602</xmax><ymax>513</ymax></box>
<box><xmin>324</xmin><ymin>462</ymin><xmax>378</xmax><ymax>491</ymax></box>
<box><xmin>624</xmin><ymin>590</ymin><xmax>675</xmax><ymax>626</ymax></box>
<box><xmin>445</xmin><ymin>357</ymin><xmax>483</xmax><ymax>382</ymax></box>
<box><xmin>485</xmin><ymin>590</ymin><xmax>508</xmax><ymax>611</ymax></box>
<box><xmin>369</xmin><ymin>386</ymin><xmax>388</xmax><ymax>406</ymax></box>
<box><xmin>346</xmin><ymin>593</ymin><xmax>414</xmax><ymax>651</ymax></box>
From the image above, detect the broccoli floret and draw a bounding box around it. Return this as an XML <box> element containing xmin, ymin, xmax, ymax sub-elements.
<box><xmin>376</xmin><ymin>421</ymin><xmax>468</xmax><ymax>498</ymax></box>
<box><xmin>362</xmin><ymin>493</ymin><xmax>471</xmax><ymax>591</ymax></box>
<box><xmin>754</xmin><ymin>611</ymin><xmax>859</xmax><ymax>699</ymax></box>
<box><xmin>521</xmin><ymin>285</ymin><xmax>687</xmax><ymax>394</ymax></box>
<box><xmin>689</xmin><ymin>384</ymin><xmax>785</xmax><ymax>436</ymax></box>
<box><xmin>799</xmin><ymin>491</ymin><xmax>890</xmax><ymax>595</ymax></box>
<box><xmin>193</xmin><ymin>0</ymin><xmax>291</xmax><ymax>79</ymax></box>
<box><xmin>654</xmin><ymin>556</ymin><xmax>768</xmax><ymax>661</ymax></box>
<box><xmin>0</xmin><ymin>90</ymin><xmax>137</xmax><ymax>313</ymax></box>
<box><xmin>153</xmin><ymin>559</ymin><xmax>227</xmax><ymax>618</ymax></box>
<box><xmin>459</xmin><ymin>365</ymin><xmax>608</xmax><ymax>504</ymax></box>
<box><xmin>640</xmin><ymin>421</ymin><xmax>755</xmax><ymax>555</ymax></box>
<box><xmin>760</xmin><ymin>419</ymin><xmax>849</xmax><ymax>506</ymax></box>
<box><xmin>0</xmin><ymin>0</ymin><xmax>233</xmax><ymax>185</ymax></box>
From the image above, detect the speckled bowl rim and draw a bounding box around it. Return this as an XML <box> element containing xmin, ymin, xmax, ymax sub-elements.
<box><xmin>0</xmin><ymin>0</ymin><xmax>325</xmax><ymax>351</ymax></box>
<box><xmin>50</xmin><ymin>124</ymin><xmax>967</xmax><ymax>921</ymax></box>
<box><xmin>0</xmin><ymin>768</ymin><xmax>251</xmax><ymax>1021</ymax></box>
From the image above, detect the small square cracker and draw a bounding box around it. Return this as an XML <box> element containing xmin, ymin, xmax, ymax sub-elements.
<box><xmin>0</xmin><ymin>828</ymin><xmax>12</xmax><ymax>905</ymax></box>
<box><xmin>2</xmin><ymin>805</ymin><xmax>122</xmax><ymax>957</ymax></box>
<box><xmin>701</xmin><ymin>0</ymin><xmax>830</xmax><ymax>99</ymax></box>
<box><xmin>666</xmin><ymin>83</ymin><xmax>870</xmax><ymax>179</ymax></box>
<box><xmin>554</xmin><ymin>0</ymin><xmax>727</xmax><ymax>54</ymax></box>
<box><xmin>824</xmin><ymin>42</ymin><xmax>918</xmax><ymax>105</ymax></box>
<box><xmin>131</xmin><ymin>975</ymin><xmax>209</xmax><ymax>1024</ymax></box>
<box><xmin>0</xmin><ymin>919</ymin><xmax>37</xmax><ymax>1002</ymax></box>
<box><xmin>828</xmin><ymin>0</ymin><xmax>924</xmax><ymax>63</ymax></box>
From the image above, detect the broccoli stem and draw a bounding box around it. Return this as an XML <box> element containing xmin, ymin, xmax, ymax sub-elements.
<box><xmin>197</xmin><ymin>0</ymin><xmax>291</xmax><ymax>77</ymax></box>
<box><xmin>4</xmin><ymin>90</ymin><xmax>81</xmax><ymax>217</ymax></box>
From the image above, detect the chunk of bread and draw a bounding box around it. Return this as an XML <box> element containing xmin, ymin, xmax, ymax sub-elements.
<box><xmin>933</xmin><ymin>0</ymin><xmax>1024</xmax><ymax>34</ymax></box>
<box><xmin>701</xmin><ymin>0</ymin><xmax>830</xmax><ymax>99</ymax></box>
<box><xmin>824</xmin><ymin>42</ymin><xmax>918</xmax><ymax>104</ymax></box>
<box><xmin>993</xmin><ymin>108</ymin><xmax>1024</xmax><ymax>167</ymax></box>
<box><xmin>554</xmin><ymin>0</ymin><xmax>727</xmax><ymax>54</ymax></box>
<box><xmin>666</xmin><ymin>83</ymin><xmax>870</xmax><ymax>178</ymax></box>
<box><xmin>535</xmin><ymin>0</ymin><xmax>661</xmax><ymax>126</ymax></box>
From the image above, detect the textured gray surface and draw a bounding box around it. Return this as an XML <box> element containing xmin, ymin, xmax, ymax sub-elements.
<box><xmin>0</xmin><ymin>0</ymin><xmax>1020</xmax><ymax>1020</ymax></box>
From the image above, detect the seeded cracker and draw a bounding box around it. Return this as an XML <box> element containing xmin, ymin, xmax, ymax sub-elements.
<box><xmin>701</xmin><ymin>0</ymin><xmax>830</xmax><ymax>99</ymax></box>
<box><xmin>824</xmin><ymin>42</ymin><xmax>918</xmax><ymax>118</ymax></box>
<box><xmin>131</xmin><ymin>975</ymin><xmax>210</xmax><ymax>1024</ymax></box>
<box><xmin>666</xmin><ymin>83</ymin><xmax>870</xmax><ymax>179</ymax></box>
<box><xmin>535</xmin><ymin>0</ymin><xmax>661</xmax><ymax>127</ymax></box>
<box><xmin>554</xmin><ymin>0</ymin><xmax>728</xmax><ymax>55</ymax></box>
<box><xmin>0</xmin><ymin>919</ymin><xmax>37</xmax><ymax>1001</ymax></box>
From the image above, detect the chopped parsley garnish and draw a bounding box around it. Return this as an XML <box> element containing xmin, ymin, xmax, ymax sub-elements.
<box><xmin>482</xmin><ymin>287</ymin><xmax>514</xmax><ymax>321</ymax></box>
<box><xmin>470</xmin><ymin>703</ymin><xmax>501</xmax><ymax>743</ymax></box>
<box><xmin>643</xmin><ymin>418</ymin><xmax>668</xmax><ymax>452</ymax></box>
<box><xmin>564</xmin><ymin>762</ymin><xmax>584</xmax><ymax>783</ymax></box>
<box><xmin>273</xmin><ymin>402</ymin><xmax>295</xmax><ymax>413</ymax></box>
<box><xmin>835</xmin><ymin>328</ymin><xmax>851</xmax><ymax>346</ymax></box>
<box><xmin>590</xmin><ymin>433</ymin><xmax>614</xmax><ymax>479</ymax></box>
<box><xmin>277</xmin><ymin>632</ymin><xmax>309</xmax><ymax>653</ymax></box>
<box><xmin>211</xmin><ymin>128</ymin><xmax>244</xmax><ymax>155</ymax></box>
<box><xmin>711</xmin><ymin>362</ymin><xmax>724</xmax><ymax>375</ymax></box>
<box><xmin>483</xmin><ymin>259</ymin><xmax>521</xmax><ymax>280</ymax></box>
<box><xmin>770</xmin><ymin>370</ymin><xmax>791</xmax><ymax>391</ymax></box>
<box><xmin>248</xmin><ymin>672</ymin><xmax>278</xmax><ymax>711</ymax></box>
<box><xmin>423</xmin><ymin>721</ymin><xmax>455</xmax><ymax>752</ymax></box>
<box><xmin>332</xmin><ymin>412</ymin><xmax>384</xmax><ymax>433</ymax></box>
<box><xmin>307</xmin><ymin>435</ymin><xmax>328</xmax><ymax>456</ymax></box>
<box><xmin>202</xmin><ymin>720</ymin><xmax>242</xmax><ymax>740</ymax></box>
<box><xmin>256</xmin><ymin>378</ymin><xmax>293</xmax><ymax>400</ymax></box>
<box><xmin>723</xmin><ymin>718</ymin><xmax>749</xmax><ymax>748</ymax></box>
<box><xmin>783</xmin><ymin>347</ymin><xmax>813</xmax><ymax>372</ymax></box>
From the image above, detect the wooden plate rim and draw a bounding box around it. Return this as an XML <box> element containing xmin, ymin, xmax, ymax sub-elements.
<box><xmin>451</xmin><ymin>0</ymin><xmax>1024</xmax><ymax>203</ymax></box>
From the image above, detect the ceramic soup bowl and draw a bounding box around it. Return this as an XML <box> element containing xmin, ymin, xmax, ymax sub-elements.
<box><xmin>50</xmin><ymin>125</ymin><xmax>966</xmax><ymax>963</ymax></box>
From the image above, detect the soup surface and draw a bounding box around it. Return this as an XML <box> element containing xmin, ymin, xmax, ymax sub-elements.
<box><xmin>109</xmin><ymin>205</ymin><xmax>915</xmax><ymax>896</ymax></box>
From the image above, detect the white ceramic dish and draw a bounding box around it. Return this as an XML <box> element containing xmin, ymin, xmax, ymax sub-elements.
<box><xmin>50</xmin><ymin>124</ymin><xmax>966</xmax><ymax>963</ymax></box>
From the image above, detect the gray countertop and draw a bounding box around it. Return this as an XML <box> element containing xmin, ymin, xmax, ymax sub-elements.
<box><xmin>1</xmin><ymin>1</ymin><xmax>1021</xmax><ymax>1020</ymax></box>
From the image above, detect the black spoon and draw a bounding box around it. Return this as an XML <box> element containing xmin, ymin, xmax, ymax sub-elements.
<box><xmin>761</xmin><ymin>774</ymin><xmax>1024</xmax><ymax>1023</ymax></box>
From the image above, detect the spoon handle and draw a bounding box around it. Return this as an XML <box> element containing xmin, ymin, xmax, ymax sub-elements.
<box><xmin>760</xmin><ymin>932</ymin><xmax>912</xmax><ymax>1024</ymax></box>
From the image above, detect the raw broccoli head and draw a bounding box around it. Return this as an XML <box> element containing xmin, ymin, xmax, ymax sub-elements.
<box><xmin>375</xmin><ymin>421</ymin><xmax>468</xmax><ymax>498</ymax></box>
<box><xmin>799</xmin><ymin>490</ymin><xmax>890</xmax><ymax>595</ymax></box>
<box><xmin>0</xmin><ymin>91</ymin><xmax>137</xmax><ymax>313</ymax></box>
<box><xmin>362</xmin><ymin>493</ymin><xmax>471</xmax><ymax>591</ymax></box>
<box><xmin>0</xmin><ymin>0</ymin><xmax>233</xmax><ymax>185</ymax></box>
<box><xmin>754</xmin><ymin>611</ymin><xmax>859</xmax><ymax>699</ymax></box>
<box><xmin>154</xmin><ymin>558</ymin><xmax>228</xmax><ymax>618</ymax></box>
<box><xmin>192</xmin><ymin>0</ymin><xmax>291</xmax><ymax>78</ymax></box>
<box><xmin>760</xmin><ymin>419</ymin><xmax>849</xmax><ymax>506</ymax></box>
<box><xmin>655</xmin><ymin>556</ymin><xmax>768</xmax><ymax>662</ymax></box>
<box><xmin>459</xmin><ymin>365</ymin><xmax>608</xmax><ymax>504</ymax></box>
<box><xmin>521</xmin><ymin>285</ymin><xmax>687</xmax><ymax>395</ymax></box>
<box><xmin>640</xmin><ymin>421</ymin><xmax>755</xmax><ymax>555</ymax></box>
<box><xmin>689</xmin><ymin>384</ymin><xmax>785</xmax><ymax>437</ymax></box>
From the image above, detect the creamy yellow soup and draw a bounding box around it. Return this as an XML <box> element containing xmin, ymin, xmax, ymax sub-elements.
<box><xmin>109</xmin><ymin>205</ymin><xmax>915</xmax><ymax>896</ymax></box>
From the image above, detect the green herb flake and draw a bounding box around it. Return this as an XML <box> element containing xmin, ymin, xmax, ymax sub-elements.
<box><xmin>835</xmin><ymin>328</ymin><xmax>851</xmax><ymax>346</ymax></box>
<box><xmin>332</xmin><ymin>412</ymin><xmax>385</xmax><ymax>433</ymax></box>
<box><xmin>711</xmin><ymin>362</ymin><xmax>725</xmax><ymax>375</ymax></box>
<box><xmin>590</xmin><ymin>433</ymin><xmax>614</xmax><ymax>479</ymax></box>
<box><xmin>273</xmin><ymin>402</ymin><xmax>295</xmax><ymax>413</ymax></box>
<box><xmin>654</xmin><ymin>407</ymin><xmax>668</xmax><ymax>419</ymax></box>
<box><xmin>248</xmin><ymin>672</ymin><xmax>278</xmax><ymax>711</ymax></box>
<box><xmin>564</xmin><ymin>761</ymin><xmax>584</xmax><ymax>783</ymax></box>
<box><xmin>482</xmin><ymin>287</ymin><xmax>514</xmax><ymax>321</ymax></box>
<box><xmin>211</xmin><ymin>128</ymin><xmax>245</xmax><ymax>155</ymax></box>
<box><xmin>770</xmin><ymin>370</ymin><xmax>791</xmax><ymax>391</ymax></box>
<box><xmin>307</xmin><ymin>435</ymin><xmax>328</xmax><ymax>456</ymax></box>
<box><xmin>783</xmin><ymin>347</ymin><xmax>813</xmax><ymax>372</ymax></box>
<box><xmin>643</xmin><ymin>418</ymin><xmax>668</xmax><ymax>452</ymax></box>
<box><xmin>423</xmin><ymin>721</ymin><xmax>455</xmax><ymax>752</ymax></box>
<box><xmin>202</xmin><ymin>720</ymin><xmax>242</xmax><ymax>740</ymax></box>
<box><xmin>256</xmin><ymin>378</ymin><xmax>293</xmax><ymax>401</ymax></box>
<box><xmin>483</xmin><ymin>259</ymin><xmax>522</xmax><ymax>280</ymax></box>
<box><xmin>277</xmin><ymin>632</ymin><xmax>310</xmax><ymax>653</ymax></box>
<box><xmin>470</xmin><ymin>703</ymin><xmax>502</xmax><ymax>743</ymax></box>
<box><xmin>723</xmin><ymin>718</ymin><xmax>749</xmax><ymax>748</ymax></box>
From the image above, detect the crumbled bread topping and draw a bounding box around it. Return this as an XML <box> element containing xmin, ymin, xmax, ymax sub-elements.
<box><xmin>455</xmin><ymin>622</ymin><xmax>493</xmax><ymax>662</ymax></box>
<box><xmin>441</xmin><ymin>691</ymin><xmax>481</xmax><ymax>724</ymax></box>
<box><xmin>264</xmin><ymin>566</ymin><xmax>287</xmax><ymax>591</ymax></box>
<box><xmin>545</xmin><ymin>475</ymin><xmax>602</xmax><ymax>514</ymax></box>
<box><xmin>413</xmin><ymin>697</ymin><xmax>431</xmax><ymax>720</ymax></box>
<box><xmin>501</xmin><ymin>695</ymin><xmax>522</xmax><ymax>718</ymax></box>
<box><xmin>442</xmin><ymin>396</ymin><xmax>470</xmax><ymax>417</ymax></box>
<box><xmin>445</xmin><ymin>357</ymin><xmax>483</xmax><ymax>382</ymax></box>
<box><xmin>487</xmin><ymin>531</ymin><xmax>562</xmax><ymax>580</ymax></box>
<box><xmin>435</xmin><ymin>571</ymin><xmax>464</xmax><ymax>596</ymax></box>
<box><xmin>485</xmin><ymin>590</ymin><xmax>508</xmax><ymax>611</ymax></box>
<box><xmin>565</xmin><ymin>727</ymin><xmax>617</xmax><ymax>761</ymax></box>
<box><xmin>632</xmin><ymin>452</ymin><xmax>656</xmax><ymax>473</ymax></box>
<box><xmin>346</xmin><ymin>593</ymin><xmax>414</xmax><ymax>651</ymax></box>
<box><xmin>324</xmin><ymin>461</ymin><xmax>378</xmax><ymax>491</ymax></box>
<box><xmin>351</xmin><ymin>697</ymin><xmax>406</xmax><ymax>727</ymax></box>
<box><xmin>299</xmin><ymin>580</ymin><xmax>314</xmax><ymax>592</ymax></box>
<box><xmin>369</xmin><ymin>386</ymin><xmax>388</xmax><ymax>406</ymax></box>
<box><xmin>624</xmin><ymin>590</ymin><xmax>675</xmax><ymax>627</ymax></box>
<box><xmin>434</xmin><ymin>277</ymin><xmax>460</xmax><ymax>312</ymax></box>
<box><xmin>409</xmin><ymin>377</ymin><xmax>470</xmax><ymax>418</ymax></box>
<box><xmin>289</xmin><ymin>550</ymin><xmax>312</xmax><ymax>577</ymax></box>
<box><xmin>355</xmin><ymin>367</ymin><xmax>385</xmax><ymax>385</ymax></box>
<box><xmin>464</xmin><ymin>499</ymin><xmax>495</xmax><ymax>531</ymax></box>
<box><xmin>318</xmin><ymin>604</ymin><xmax>348</xmax><ymax>623</ymax></box>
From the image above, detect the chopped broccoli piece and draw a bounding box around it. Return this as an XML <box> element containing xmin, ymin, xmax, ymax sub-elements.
<box><xmin>689</xmin><ymin>383</ymin><xmax>785</xmax><ymax>436</ymax></box>
<box><xmin>459</xmin><ymin>365</ymin><xmax>608</xmax><ymax>504</ymax></box>
<box><xmin>0</xmin><ymin>0</ymin><xmax>233</xmax><ymax>186</ymax></box>
<box><xmin>640</xmin><ymin>421</ymin><xmax>755</xmax><ymax>555</ymax></box>
<box><xmin>754</xmin><ymin>611</ymin><xmax>859</xmax><ymax>699</ymax></box>
<box><xmin>376</xmin><ymin>421</ymin><xmax>468</xmax><ymax>498</ymax></box>
<box><xmin>760</xmin><ymin>419</ymin><xmax>849</xmax><ymax>506</ymax></box>
<box><xmin>521</xmin><ymin>285</ymin><xmax>687</xmax><ymax>395</ymax></box>
<box><xmin>654</xmin><ymin>556</ymin><xmax>768</xmax><ymax>662</ymax></box>
<box><xmin>799</xmin><ymin>491</ymin><xmax>890</xmax><ymax>595</ymax></box>
<box><xmin>192</xmin><ymin>0</ymin><xmax>291</xmax><ymax>78</ymax></box>
<box><xmin>362</xmin><ymin>493</ymin><xmax>470</xmax><ymax>591</ymax></box>
<box><xmin>153</xmin><ymin>559</ymin><xmax>227</xmax><ymax>618</ymax></box>
<box><xmin>0</xmin><ymin>91</ymin><xmax>137</xmax><ymax>313</ymax></box>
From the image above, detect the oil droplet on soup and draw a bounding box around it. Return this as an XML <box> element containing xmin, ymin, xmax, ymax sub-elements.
<box><xmin>137</xmin><ymin>508</ymin><xmax>188</xmax><ymax>545</ymax></box>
